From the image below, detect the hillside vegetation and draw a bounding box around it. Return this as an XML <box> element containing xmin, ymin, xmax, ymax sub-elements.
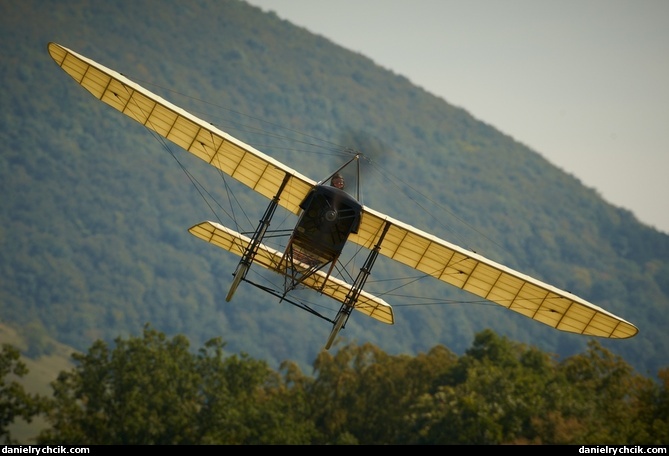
<box><xmin>1</xmin><ymin>0</ymin><xmax>668</xmax><ymax>379</ymax></box>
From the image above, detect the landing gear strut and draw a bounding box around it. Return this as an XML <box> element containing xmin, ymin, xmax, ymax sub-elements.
<box><xmin>324</xmin><ymin>221</ymin><xmax>390</xmax><ymax>349</ymax></box>
<box><xmin>225</xmin><ymin>174</ymin><xmax>290</xmax><ymax>302</ymax></box>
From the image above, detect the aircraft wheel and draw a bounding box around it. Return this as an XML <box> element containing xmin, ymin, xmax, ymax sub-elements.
<box><xmin>325</xmin><ymin>309</ymin><xmax>347</xmax><ymax>350</ymax></box>
<box><xmin>226</xmin><ymin>263</ymin><xmax>249</xmax><ymax>302</ymax></box>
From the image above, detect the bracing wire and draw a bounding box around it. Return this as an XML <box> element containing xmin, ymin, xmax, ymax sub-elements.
<box><xmin>132</xmin><ymin>77</ymin><xmax>505</xmax><ymax>313</ymax></box>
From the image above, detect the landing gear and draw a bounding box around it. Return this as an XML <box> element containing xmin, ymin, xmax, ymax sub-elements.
<box><xmin>325</xmin><ymin>305</ymin><xmax>351</xmax><ymax>350</ymax></box>
<box><xmin>323</xmin><ymin>221</ymin><xmax>391</xmax><ymax>349</ymax></box>
<box><xmin>226</xmin><ymin>262</ymin><xmax>249</xmax><ymax>302</ymax></box>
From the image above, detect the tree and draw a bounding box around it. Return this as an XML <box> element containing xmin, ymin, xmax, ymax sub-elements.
<box><xmin>558</xmin><ymin>340</ymin><xmax>656</xmax><ymax>444</ymax></box>
<box><xmin>406</xmin><ymin>330</ymin><xmax>562</xmax><ymax>444</ymax></box>
<box><xmin>28</xmin><ymin>325</ymin><xmax>668</xmax><ymax>444</ymax></box>
<box><xmin>641</xmin><ymin>367</ymin><xmax>669</xmax><ymax>443</ymax></box>
<box><xmin>36</xmin><ymin>324</ymin><xmax>313</xmax><ymax>444</ymax></box>
<box><xmin>308</xmin><ymin>342</ymin><xmax>457</xmax><ymax>444</ymax></box>
<box><xmin>0</xmin><ymin>344</ymin><xmax>49</xmax><ymax>444</ymax></box>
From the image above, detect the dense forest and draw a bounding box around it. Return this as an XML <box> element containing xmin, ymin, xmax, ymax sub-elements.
<box><xmin>1</xmin><ymin>0</ymin><xmax>668</xmax><ymax>397</ymax></box>
<box><xmin>3</xmin><ymin>327</ymin><xmax>669</xmax><ymax>445</ymax></box>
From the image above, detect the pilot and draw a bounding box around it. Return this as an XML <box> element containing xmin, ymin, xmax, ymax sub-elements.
<box><xmin>330</xmin><ymin>173</ymin><xmax>345</xmax><ymax>189</ymax></box>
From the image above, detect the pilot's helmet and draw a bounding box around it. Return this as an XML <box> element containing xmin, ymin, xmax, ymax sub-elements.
<box><xmin>331</xmin><ymin>173</ymin><xmax>345</xmax><ymax>189</ymax></box>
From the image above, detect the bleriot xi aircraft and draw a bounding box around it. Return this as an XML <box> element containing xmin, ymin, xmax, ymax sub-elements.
<box><xmin>47</xmin><ymin>42</ymin><xmax>638</xmax><ymax>349</ymax></box>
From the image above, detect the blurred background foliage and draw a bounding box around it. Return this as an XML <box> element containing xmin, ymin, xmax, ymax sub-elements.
<box><xmin>1</xmin><ymin>0</ymin><xmax>667</xmax><ymax>387</ymax></box>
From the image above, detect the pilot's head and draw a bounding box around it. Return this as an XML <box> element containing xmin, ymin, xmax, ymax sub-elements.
<box><xmin>331</xmin><ymin>173</ymin><xmax>345</xmax><ymax>189</ymax></box>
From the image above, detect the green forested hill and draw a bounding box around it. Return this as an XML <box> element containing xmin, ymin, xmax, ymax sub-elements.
<box><xmin>1</xmin><ymin>0</ymin><xmax>668</xmax><ymax>376</ymax></box>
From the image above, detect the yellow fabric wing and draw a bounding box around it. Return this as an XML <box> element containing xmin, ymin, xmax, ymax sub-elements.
<box><xmin>349</xmin><ymin>206</ymin><xmax>638</xmax><ymax>339</ymax></box>
<box><xmin>48</xmin><ymin>42</ymin><xmax>313</xmax><ymax>215</ymax></box>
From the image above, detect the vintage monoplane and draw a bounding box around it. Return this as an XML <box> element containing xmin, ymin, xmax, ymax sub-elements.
<box><xmin>47</xmin><ymin>42</ymin><xmax>638</xmax><ymax>349</ymax></box>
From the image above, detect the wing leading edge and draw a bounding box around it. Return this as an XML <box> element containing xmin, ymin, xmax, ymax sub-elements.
<box><xmin>349</xmin><ymin>206</ymin><xmax>638</xmax><ymax>339</ymax></box>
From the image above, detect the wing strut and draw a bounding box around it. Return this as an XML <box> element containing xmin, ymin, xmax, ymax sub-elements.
<box><xmin>325</xmin><ymin>220</ymin><xmax>391</xmax><ymax>349</ymax></box>
<box><xmin>226</xmin><ymin>173</ymin><xmax>292</xmax><ymax>301</ymax></box>
<box><xmin>319</xmin><ymin>153</ymin><xmax>361</xmax><ymax>201</ymax></box>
